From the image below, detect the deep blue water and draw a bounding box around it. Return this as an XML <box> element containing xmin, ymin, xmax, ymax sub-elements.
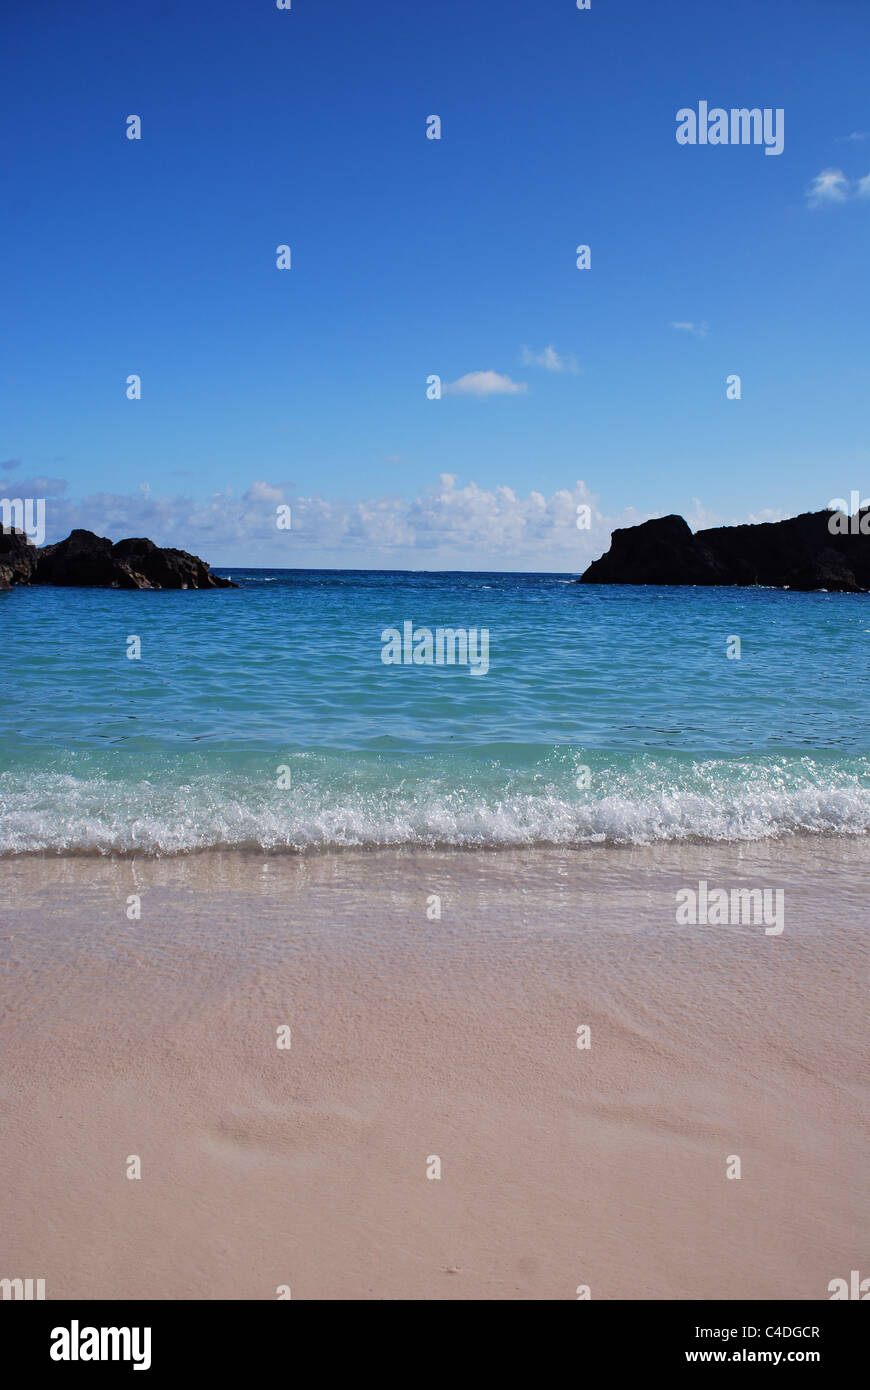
<box><xmin>2</xmin><ymin>569</ymin><xmax>870</xmax><ymax>852</ymax></box>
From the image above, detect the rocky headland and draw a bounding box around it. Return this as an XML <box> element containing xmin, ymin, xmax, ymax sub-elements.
<box><xmin>0</xmin><ymin>527</ymin><xmax>236</xmax><ymax>591</ymax></box>
<box><xmin>579</xmin><ymin>510</ymin><xmax>870</xmax><ymax>592</ymax></box>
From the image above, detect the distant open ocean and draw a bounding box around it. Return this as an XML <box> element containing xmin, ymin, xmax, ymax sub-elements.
<box><xmin>2</xmin><ymin>569</ymin><xmax>870</xmax><ymax>855</ymax></box>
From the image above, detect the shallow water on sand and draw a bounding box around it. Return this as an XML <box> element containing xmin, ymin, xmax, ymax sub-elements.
<box><xmin>1</xmin><ymin>839</ymin><xmax>866</xmax><ymax>1298</ymax></box>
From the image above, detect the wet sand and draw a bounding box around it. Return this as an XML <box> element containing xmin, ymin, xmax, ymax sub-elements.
<box><xmin>0</xmin><ymin>838</ymin><xmax>867</xmax><ymax>1299</ymax></box>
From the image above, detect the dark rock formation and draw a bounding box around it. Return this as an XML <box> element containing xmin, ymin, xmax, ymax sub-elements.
<box><xmin>579</xmin><ymin>510</ymin><xmax>870</xmax><ymax>592</ymax></box>
<box><xmin>0</xmin><ymin>527</ymin><xmax>236</xmax><ymax>590</ymax></box>
<box><xmin>0</xmin><ymin>528</ymin><xmax>39</xmax><ymax>589</ymax></box>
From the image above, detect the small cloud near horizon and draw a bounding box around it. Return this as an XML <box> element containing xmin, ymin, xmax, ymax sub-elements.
<box><xmin>685</xmin><ymin>497</ymin><xmax>721</xmax><ymax>530</ymax></box>
<box><xmin>686</xmin><ymin>499</ymin><xmax>794</xmax><ymax>532</ymax></box>
<box><xmin>746</xmin><ymin>507</ymin><xmax>792</xmax><ymax>525</ymax></box>
<box><xmin>442</xmin><ymin>370</ymin><xmax>527</xmax><ymax>397</ymax></box>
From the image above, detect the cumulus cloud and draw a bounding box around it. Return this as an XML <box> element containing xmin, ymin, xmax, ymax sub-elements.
<box><xmin>244</xmin><ymin>480</ymin><xmax>284</xmax><ymax>503</ymax></box>
<box><xmin>520</xmin><ymin>344</ymin><xmax>580</xmax><ymax>374</ymax></box>
<box><xmin>670</xmin><ymin>321</ymin><xmax>709</xmax><ymax>338</ymax></box>
<box><xmin>858</xmin><ymin>173</ymin><xmax>870</xmax><ymax>199</ymax></box>
<box><xmin>806</xmin><ymin>167</ymin><xmax>852</xmax><ymax>205</ymax></box>
<box><xmin>12</xmin><ymin>469</ymin><xmax>804</xmax><ymax>572</ymax></box>
<box><xmin>442</xmin><ymin>370</ymin><xmax>527</xmax><ymax>397</ymax></box>
<box><xmin>20</xmin><ymin>474</ymin><xmax>625</xmax><ymax>571</ymax></box>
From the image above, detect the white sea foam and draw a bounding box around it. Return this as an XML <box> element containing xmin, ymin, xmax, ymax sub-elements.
<box><xmin>2</xmin><ymin>767</ymin><xmax>870</xmax><ymax>855</ymax></box>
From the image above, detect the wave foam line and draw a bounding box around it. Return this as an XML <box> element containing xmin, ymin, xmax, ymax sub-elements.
<box><xmin>2</xmin><ymin>769</ymin><xmax>870</xmax><ymax>854</ymax></box>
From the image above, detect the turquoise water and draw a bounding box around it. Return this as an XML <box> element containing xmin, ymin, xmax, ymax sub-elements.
<box><xmin>2</xmin><ymin>570</ymin><xmax>870</xmax><ymax>853</ymax></box>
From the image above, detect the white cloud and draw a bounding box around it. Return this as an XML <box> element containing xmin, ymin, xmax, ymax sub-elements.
<box><xmin>25</xmin><ymin>475</ymin><xmax>622</xmax><ymax>570</ymax></box>
<box><xmin>745</xmin><ymin>507</ymin><xmax>792</xmax><ymax>525</ymax></box>
<box><xmin>841</xmin><ymin>131</ymin><xmax>869</xmax><ymax>142</ymax></box>
<box><xmin>670</xmin><ymin>321</ymin><xmax>709</xmax><ymax>338</ymax></box>
<box><xmin>806</xmin><ymin>167</ymin><xmax>851</xmax><ymax>205</ymax></box>
<box><xmin>0</xmin><ymin>472</ymin><xmax>67</xmax><ymax>496</ymax></box>
<box><xmin>13</xmin><ymin>472</ymin><xmax>812</xmax><ymax>572</ymax></box>
<box><xmin>442</xmin><ymin>370</ymin><xmax>527</xmax><ymax>397</ymax></box>
<box><xmin>685</xmin><ymin>497</ymin><xmax>721</xmax><ymax>530</ymax></box>
<box><xmin>244</xmin><ymin>480</ymin><xmax>284</xmax><ymax>503</ymax></box>
<box><xmin>806</xmin><ymin>166</ymin><xmax>870</xmax><ymax>204</ymax></box>
<box><xmin>520</xmin><ymin>344</ymin><xmax>580</xmax><ymax>374</ymax></box>
<box><xmin>685</xmin><ymin>500</ymin><xmax>794</xmax><ymax>531</ymax></box>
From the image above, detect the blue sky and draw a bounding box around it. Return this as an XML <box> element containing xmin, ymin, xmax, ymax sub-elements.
<box><xmin>3</xmin><ymin>0</ymin><xmax>869</xmax><ymax>569</ymax></box>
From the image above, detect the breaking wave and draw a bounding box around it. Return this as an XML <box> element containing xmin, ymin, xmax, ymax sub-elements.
<box><xmin>2</xmin><ymin>749</ymin><xmax>869</xmax><ymax>855</ymax></box>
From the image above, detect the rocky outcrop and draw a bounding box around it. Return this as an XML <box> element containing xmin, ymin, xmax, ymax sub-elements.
<box><xmin>579</xmin><ymin>510</ymin><xmax>870</xmax><ymax>592</ymax></box>
<box><xmin>0</xmin><ymin>528</ymin><xmax>236</xmax><ymax>590</ymax></box>
<box><xmin>0</xmin><ymin>527</ymin><xmax>39</xmax><ymax>589</ymax></box>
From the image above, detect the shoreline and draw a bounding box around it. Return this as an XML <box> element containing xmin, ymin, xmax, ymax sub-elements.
<box><xmin>4</xmin><ymin>822</ymin><xmax>870</xmax><ymax>860</ymax></box>
<box><xmin>2</xmin><ymin>838</ymin><xmax>867</xmax><ymax>1299</ymax></box>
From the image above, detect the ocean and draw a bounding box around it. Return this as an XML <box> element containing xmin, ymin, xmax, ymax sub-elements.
<box><xmin>2</xmin><ymin>569</ymin><xmax>870</xmax><ymax>854</ymax></box>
